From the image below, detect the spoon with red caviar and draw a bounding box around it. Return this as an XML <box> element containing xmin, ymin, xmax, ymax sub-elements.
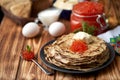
<box><xmin>21</xmin><ymin>45</ymin><xmax>54</xmax><ymax>75</ymax></box>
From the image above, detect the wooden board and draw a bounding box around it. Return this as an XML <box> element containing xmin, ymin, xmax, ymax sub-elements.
<box><xmin>0</xmin><ymin>0</ymin><xmax>120</xmax><ymax>80</ymax></box>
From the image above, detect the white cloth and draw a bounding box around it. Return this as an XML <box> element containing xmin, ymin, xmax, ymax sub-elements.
<box><xmin>97</xmin><ymin>26</ymin><xmax>120</xmax><ymax>43</ymax></box>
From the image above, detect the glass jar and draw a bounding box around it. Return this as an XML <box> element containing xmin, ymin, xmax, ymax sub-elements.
<box><xmin>70</xmin><ymin>1</ymin><xmax>108</xmax><ymax>35</ymax></box>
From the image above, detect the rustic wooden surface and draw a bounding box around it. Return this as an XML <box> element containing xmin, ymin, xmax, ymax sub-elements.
<box><xmin>0</xmin><ymin>0</ymin><xmax>120</xmax><ymax>80</ymax></box>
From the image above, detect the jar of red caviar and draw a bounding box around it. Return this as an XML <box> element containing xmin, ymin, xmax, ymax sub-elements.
<box><xmin>70</xmin><ymin>1</ymin><xmax>108</xmax><ymax>35</ymax></box>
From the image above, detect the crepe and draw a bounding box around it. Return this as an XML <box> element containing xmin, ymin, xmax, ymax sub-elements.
<box><xmin>44</xmin><ymin>32</ymin><xmax>110</xmax><ymax>71</ymax></box>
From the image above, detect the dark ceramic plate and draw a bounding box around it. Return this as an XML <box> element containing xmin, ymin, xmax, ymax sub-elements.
<box><xmin>40</xmin><ymin>40</ymin><xmax>115</xmax><ymax>74</ymax></box>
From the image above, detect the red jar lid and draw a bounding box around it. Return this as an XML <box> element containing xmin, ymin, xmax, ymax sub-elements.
<box><xmin>73</xmin><ymin>1</ymin><xmax>104</xmax><ymax>16</ymax></box>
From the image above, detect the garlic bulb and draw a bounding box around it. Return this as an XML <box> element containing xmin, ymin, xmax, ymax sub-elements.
<box><xmin>48</xmin><ymin>22</ymin><xmax>66</xmax><ymax>37</ymax></box>
<box><xmin>22</xmin><ymin>22</ymin><xmax>40</xmax><ymax>38</ymax></box>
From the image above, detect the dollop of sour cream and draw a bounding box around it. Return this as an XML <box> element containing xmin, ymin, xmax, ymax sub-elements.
<box><xmin>73</xmin><ymin>31</ymin><xmax>93</xmax><ymax>44</ymax></box>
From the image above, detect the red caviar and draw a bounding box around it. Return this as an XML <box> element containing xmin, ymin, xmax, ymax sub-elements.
<box><xmin>73</xmin><ymin>1</ymin><xmax>103</xmax><ymax>16</ymax></box>
<box><xmin>70</xmin><ymin>40</ymin><xmax>88</xmax><ymax>53</ymax></box>
<box><xmin>22</xmin><ymin>45</ymin><xmax>34</xmax><ymax>60</ymax></box>
<box><xmin>71</xmin><ymin>1</ymin><xmax>107</xmax><ymax>35</ymax></box>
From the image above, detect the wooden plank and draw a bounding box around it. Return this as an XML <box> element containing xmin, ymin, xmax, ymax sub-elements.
<box><xmin>0</xmin><ymin>16</ymin><xmax>24</xmax><ymax>80</ymax></box>
<box><xmin>96</xmin><ymin>56</ymin><xmax>120</xmax><ymax>80</ymax></box>
<box><xmin>0</xmin><ymin>0</ymin><xmax>120</xmax><ymax>80</ymax></box>
<box><xmin>111</xmin><ymin>0</ymin><xmax>120</xmax><ymax>23</ymax></box>
<box><xmin>99</xmin><ymin>0</ymin><xmax>119</xmax><ymax>28</ymax></box>
<box><xmin>55</xmin><ymin>72</ymin><xmax>95</xmax><ymax>80</ymax></box>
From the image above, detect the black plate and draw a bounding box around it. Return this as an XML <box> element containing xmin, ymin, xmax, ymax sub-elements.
<box><xmin>40</xmin><ymin>40</ymin><xmax>115</xmax><ymax>74</ymax></box>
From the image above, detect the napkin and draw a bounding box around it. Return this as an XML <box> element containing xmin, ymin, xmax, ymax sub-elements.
<box><xmin>97</xmin><ymin>26</ymin><xmax>120</xmax><ymax>54</ymax></box>
<box><xmin>97</xmin><ymin>26</ymin><xmax>120</xmax><ymax>43</ymax></box>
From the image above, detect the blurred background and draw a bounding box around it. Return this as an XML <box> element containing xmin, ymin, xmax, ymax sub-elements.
<box><xmin>0</xmin><ymin>7</ymin><xmax>4</xmax><ymax>23</ymax></box>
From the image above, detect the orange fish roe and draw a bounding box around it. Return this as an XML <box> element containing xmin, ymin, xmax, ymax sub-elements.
<box><xmin>70</xmin><ymin>40</ymin><xmax>88</xmax><ymax>53</ymax></box>
<box><xmin>73</xmin><ymin>1</ymin><xmax>104</xmax><ymax>15</ymax></box>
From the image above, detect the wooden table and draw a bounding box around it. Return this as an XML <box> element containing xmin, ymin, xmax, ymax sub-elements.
<box><xmin>0</xmin><ymin>0</ymin><xmax>120</xmax><ymax>80</ymax></box>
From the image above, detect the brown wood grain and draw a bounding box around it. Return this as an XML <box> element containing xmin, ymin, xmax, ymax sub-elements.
<box><xmin>96</xmin><ymin>57</ymin><xmax>120</xmax><ymax>80</ymax></box>
<box><xmin>0</xmin><ymin>0</ymin><xmax>120</xmax><ymax>80</ymax></box>
<box><xmin>100</xmin><ymin>0</ymin><xmax>120</xmax><ymax>28</ymax></box>
<box><xmin>111</xmin><ymin>0</ymin><xmax>120</xmax><ymax>21</ymax></box>
<box><xmin>0</xmin><ymin>17</ymin><xmax>24</xmax><ymax>80</ymax></box>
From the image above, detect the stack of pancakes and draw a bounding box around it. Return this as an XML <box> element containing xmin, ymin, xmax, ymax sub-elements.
<box><xmin>44</xmin><ymin>32</ymin><xmax>110</xmax><ymax>71</ymax></box>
